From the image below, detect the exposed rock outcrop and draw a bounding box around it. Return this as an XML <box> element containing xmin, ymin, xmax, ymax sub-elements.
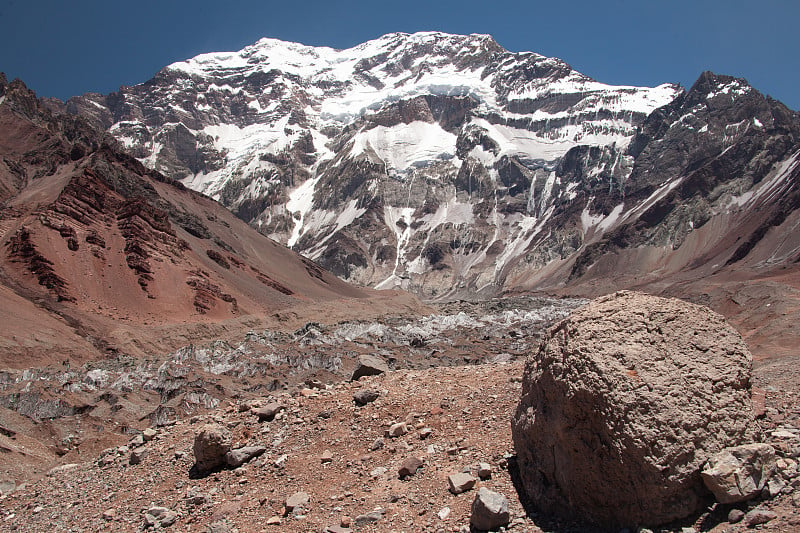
<box><xmin>511</xmin><ymin>291</ymin><xmax>754</xmax><ymax>528</ymax></box>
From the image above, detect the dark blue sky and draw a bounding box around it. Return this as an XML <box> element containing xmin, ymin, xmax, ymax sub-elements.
<box><xmin>1</xmin><ymin>0</ymin><xmax>798</xmax><ymax>110</ymax></box>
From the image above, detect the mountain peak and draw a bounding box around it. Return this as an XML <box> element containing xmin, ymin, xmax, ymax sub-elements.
<box><xmin>62</xmin><ymin>32</ymin><xmax>800</xmax><ymax>304</ymax></box>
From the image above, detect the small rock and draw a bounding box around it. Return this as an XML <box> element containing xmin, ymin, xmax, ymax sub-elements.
<box><xmin>321</xmin><ymin>450</ymin><xmax>333</xmax><ymax>463</ymax></box>
<box><xmin>398</xmin><ymin>456</ymin><xmax>423</xmax><ymax>478</ymax></box>
<box><xmin>370</xmin><ymin>467</ymin><xmax>388</xmax><ymax>478</ymax></box>
<box><xmin>102</xmin><ymin>508</ymin><xmax>117</xmax><ymax>521</ymax></box>
<box><xmin>354</xmin><ymin>509</ymin><xmax>384</xmax><ymax>527</ymax></box>
<box><xmin>777</xmin><ymin>457</ymin><xmax>798</xmax><ymax>478</ymax></box>
<box><xmin>728</xmin><ymin>508</ymin><xmax>745</xmax><ymax>523</ymax></box>
<box><xmin>305</xmin><ymin>378</ymin><xmax>324</xmax><ymax>389</ymax></box>
<box><xmin>299</xmin><ymin>388</ymin><xmax>317</xmax><ymax>397</ymax></box>
<box><xmin>285</xmin><ymin>491</ymin><xmax>311</xmax><ymax>513</ymax></box>
<box><xmin>129</xmin><ymin>434</ymin><xmax>145</xmax><ymax>447</ymax></box>
<box><xmin>144</xmin><ymin>506</ymin><xmax>177</xmax><ymax>528</ymax></box>
<box><xmin>129</xmin><ymin>447</ymin><xmax>149</xmax><ymax>465</ymax></box>
<box><xmin>45</xmin><ymin>464</ymin><xmax>80</xmax><ymax>477</ymax></box>
<box><xmin>448</xmin><ymin>472</ymin><xmax>477</xmax><ymax>494</ymax></box>
<box><xmin>160</xmin><ymin>511</ymin><xmax>178</xmax><ymax>527</ymax></box>
<box><xmin>370</xmin><ymin>438</ymin><xmax>384</xmax><ymax>451</ymax></box>
<box><xmin>353</xmin><ymin>389</ymin><xmax>380</xmax><ymax>406</ymax></box>
<box><xmin>743</xmin><ymin>507</ymin><xmax>777</xmax><ymax>527</ymax></box>
<box><xmin>395</xmin><ymin>440</ymin><xmax>413</xmax><ymax>452</ymax></box>
<box><xmin>340</xmin><ymin>515</ymin><xmax>351</xmax><ymax>527</ymax></box>
<box><xmin>387</xmin><ymin>422</ymin><xmax>409</xmax><ymax>438</ymax></box>
<box><xmin>323</xmin><ymin>526</ymin><xmax>352</xmax><ymax>533</ymax></box>
<box><xmin>185</xmin><ymin>489</ymin><xmax>210</xmax><ymax>506</ymax></box>
<box><xmin>207</xmin><ymin>520</ymin><xmax>232</xmax><ymax>533</ymax></box>
<box><xmin>274</xmin><ymin>454</ymin><xmax>288</xmax><ymax>468</ymax></box>
<box><xmin>701</xmin><ymin>443</ymin><xmax>777</xmax><ymax>503</ymax></box>
<box><xmin>193</xmin><ymin>424</ymin><xmax>232</xmax><ymax>473</ymax></box>
<box><xmin>225</xmin><ymin>445</ymin><xmax>266</xmax><ymax>468</ymax></box>
<box><xmin>477</xmin><ymin>462</ymin><xmax>492</xmax><ymax>479</ymax></box>
<box><xmin>266</xmin><ymin>516</ymin><xmax>281</xmax><ymax>525</ymax></box>
<box><xmin>766</xmin><ymin>475</ymin><xmax>786</xmax><ymax>498</ymax></box>
<box><xmin>438</xmin><ymin>507</ymin><xmax>451</xmax><ymax>520</ymax></box>
<box><xmin>252</xmin><ymin>402</ymin><xmax>284</xmax><ymax>422</ymax></box>
<box><xmin>419</xmin><ymin>427</ymin><xmax>433</xmax><ymax>439</ymax></box>
<box><xmin>142</xmin><ymin>428</ymin><xmax>158</xmax><ymax>441</ymax></box>
<box><xmin>470</xmin><ymin>487</ymin><xmax>510</xmax><ymax>531</ymax></box>
<box><xmin>351</xmin><ymin>354</ymin><xmax>389</xmax><ymax>381</ymax></box>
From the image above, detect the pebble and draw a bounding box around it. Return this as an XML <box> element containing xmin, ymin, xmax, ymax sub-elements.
<box><xmin>353</xmin><ymin>389</ymin><xmax>380</xmax><ymax>406</ymax></box>
<box><xmin>252</xmin><ymin>402</ymin><xmax>284</xmax><ymax>422</ymax></box>
<box><xmin>354</xmin><ymin>508</ymin><xmax>384</xmax><ymax>527</ymax></box>
<box><xmin>477</xmin><ymin>462</ymin><xmax>492</xmax><ymax>479</ymax></box>
<box><xmin>470</xmin><ymin>487</ymin><xmax>510</xmax><ymax>531</ymax></box>
<box><xmin>129</xmin><ymin>447</ymin><xmax>148</xmax><ymax>465</ymax></box>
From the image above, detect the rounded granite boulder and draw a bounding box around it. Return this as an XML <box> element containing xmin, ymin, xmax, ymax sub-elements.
<box><xmin>511</xmin><ymin>291</ymin><xmax>754</xmax><ymax>528</ymax></box>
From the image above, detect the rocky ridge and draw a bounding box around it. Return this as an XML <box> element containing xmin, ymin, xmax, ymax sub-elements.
<box><xmin>59</xmin><ymin>33</ymin><xmax>800</xmax><ymax>306</ymax></box>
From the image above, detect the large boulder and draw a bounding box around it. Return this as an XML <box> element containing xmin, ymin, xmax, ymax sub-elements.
<box><xmin>511</xmin><ymin>291</ymin><xmax>753</xmax><ymax>528</ymax></box>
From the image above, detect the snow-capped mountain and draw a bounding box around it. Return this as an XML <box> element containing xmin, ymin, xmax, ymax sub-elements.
<box><xmin>62</xmin><ymin>32</ymin><xmax>800</xmax><ymax>297</ymax></box>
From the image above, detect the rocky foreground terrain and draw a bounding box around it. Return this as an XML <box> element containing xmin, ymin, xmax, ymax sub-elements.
<box><xmin>0</xmin><ymin>293</ymin><xmax>798</xmax><ymax>533</ymax></box>
<box><xmin>0</xmin><ymin>295</ymin><xmax>581</xmax><ymax>486</ymax></box>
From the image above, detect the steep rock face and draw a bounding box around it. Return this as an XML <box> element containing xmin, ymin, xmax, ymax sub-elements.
<box><xmin>62</xmin><ymin>32</ymin><xmax>685</xmax><ymax>296</ymax></box>
<box><xmin>64</xmin><ymin>34</ymin><xmax>800</xmax><ymax>298</ymax></box>
<box><xmin>509</xmin><ymin>72</ymin><xmax>800</xmax><ymax>295</ymax></box>
<box><xmin>511</xmin><ymin>291</ymin><xmax>754</xmax><ymax>528</ymax></box>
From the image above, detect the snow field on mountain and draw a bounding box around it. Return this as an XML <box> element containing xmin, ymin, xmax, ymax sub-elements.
<box><xmin>351</xmin><ymin>121</ymin><xmax>457</xmax><ymax>172</ymax></box>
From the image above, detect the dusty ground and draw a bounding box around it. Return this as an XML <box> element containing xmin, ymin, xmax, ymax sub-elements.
<box><xmin>0</xmin><ymin>342</ymin><xmax>798</xmax><ymax>533</ymax></box>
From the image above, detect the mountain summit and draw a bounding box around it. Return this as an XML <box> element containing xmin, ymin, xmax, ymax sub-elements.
<box><xmin>61</xmin><ymin>33</ymin><xmax>800</xmax><ymax>307</ymax></box>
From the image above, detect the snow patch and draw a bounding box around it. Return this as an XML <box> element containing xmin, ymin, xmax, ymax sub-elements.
<box><xmin>350</xmin><ymin>122</ymin><xmax>457</xmax><ymax>173</ymax></box>
<box><xmin>286</xmin><ymin>176</ymin><xmax>321</xmax><ymax>247</ymax></box>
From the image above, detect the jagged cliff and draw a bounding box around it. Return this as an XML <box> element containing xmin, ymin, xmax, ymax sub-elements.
<box><xmin>58</xmin><ymin>32</ymin><xmax>799</xmax><ymax>299</ymax></box>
